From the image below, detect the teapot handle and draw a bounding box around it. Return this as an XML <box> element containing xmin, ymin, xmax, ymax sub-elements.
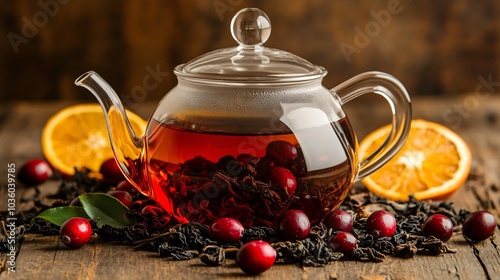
<box><xmin>331</xmin><ymin>71</ymin><xmax>412</xmax><ymax>181</ymax></box>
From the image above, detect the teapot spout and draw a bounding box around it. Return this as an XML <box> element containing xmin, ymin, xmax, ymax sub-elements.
<box><xmin>75</xmin><ymin>71</ymin><xmax>145</xmax><ymax>188</ymax></box>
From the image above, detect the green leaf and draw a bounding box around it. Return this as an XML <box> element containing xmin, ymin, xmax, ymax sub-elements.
<box><xmin>79</xmin><ymin>193</ymin><xmax>136</xmax><ymax>228</ymax></box>
<box><xmin>32</xmin><ymin>206</ymin><xmax>90</xmax><ymax>227</ymax></box>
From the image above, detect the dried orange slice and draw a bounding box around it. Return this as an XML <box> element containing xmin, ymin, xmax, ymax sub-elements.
<box><xmin>358</xmin><ymin>119</ymin><xmax>472</xmax><ymax>201</ymax></box>
<box><xmin>41</xmin><ymin>104</ymin><xmax>147</xmax><ymax>175</ymax></box>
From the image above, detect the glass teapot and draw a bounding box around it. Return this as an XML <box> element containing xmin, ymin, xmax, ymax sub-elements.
<box><xmin>75</xmin><ymin>8</ymin><xmax>411</xmax><ymax>227</ymax></box>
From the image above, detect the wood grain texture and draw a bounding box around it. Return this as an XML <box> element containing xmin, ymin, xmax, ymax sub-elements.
<box><xmin>0</xmin><ymin>95</ymin><xmax>499</xmax><ymax>279</ymax></box>
<box><xmin>1</xmin><ymin>0</ymin><xmax>500</xmax><ymax>103</ymax></box>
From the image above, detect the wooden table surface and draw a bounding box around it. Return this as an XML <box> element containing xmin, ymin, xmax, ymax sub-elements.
<box><xmin>1</xmin><ymin>95</ymin><xmax>499</xmax><ymax>280</ymax></box>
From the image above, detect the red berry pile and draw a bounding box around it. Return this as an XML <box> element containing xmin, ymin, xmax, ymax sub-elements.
<box><xmin>156</xmin><ymin>139</ymin><xmax>349</xmax><ymax>227</ymax></box>
<box><xmin>325</xmin><ymin>209</ymin><xmax>357</xmax><ymax>255</ymax></box>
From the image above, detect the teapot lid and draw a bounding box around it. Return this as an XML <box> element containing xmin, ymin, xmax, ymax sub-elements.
<box><xmin>174</xmin><ymin>8</ymin><xmax>326</xmax><ymax>84</ymax></box>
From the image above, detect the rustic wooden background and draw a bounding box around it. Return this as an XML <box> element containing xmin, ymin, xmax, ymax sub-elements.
<box><xmin>1</xmin><ymin>0</ymin><xmax>499</xmax><ymax>103</ymax></box>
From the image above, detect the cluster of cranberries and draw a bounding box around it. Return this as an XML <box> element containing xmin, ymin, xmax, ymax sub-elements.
<box><xmin>421</xmin><ymin>211</ymin><xmax>496</xmax><ymax>243</ymax></box>
<box><xmin>324</xmin><ymin>210</ymin><xmax>394</xmax><ymax>255</ymax></box>
<box><xmin>325</xmin><ymin>209</ymin><xmax>356</xmax><ymax>254</ymax></box>
<box><xmin>210</xmin><ymin>219</ymin><xmax>274</xmax><ymax>275</ymax></box>
<box><xmin>17</xmin><ymin>158</ymin><xmax>144</xmax><ymax>249</ymax></box>
<box><xmin>207</xmin><ymin>209</ymin><xmax>311</xmax><ymax>275</ymax></box>
<box><xmin>325</xmin><ymin>208</ymin><xmax>498</xmax><ymax>257</ymax></box>
<box><xmin>16</xmin><ymin>157</ymin><xmax>499</xmax><ymax>275</ymax></box>
<box><xmin>185</xmin><ymin>140</ymin><xmax>302</xmax><ymax>195</ymax></box>
<box><xmin>233</xmin><ymin>140</ymin><xmax>301</xmax><ymax>195</ymax></box>
<box><xmin>264</xmin><ymin>141</ymin><xmax>303</xmax><ymax>194</ymax></box>
<box><xmin>63</xmin><ymin>158</ymin><xmax>144</xmax><ymax>248</ymax></box>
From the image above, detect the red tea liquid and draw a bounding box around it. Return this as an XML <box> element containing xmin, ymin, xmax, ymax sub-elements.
<box><xmin>135</xmin><ymin>117</ymin><xmax>357</xmax><ymax>227</ymax></box>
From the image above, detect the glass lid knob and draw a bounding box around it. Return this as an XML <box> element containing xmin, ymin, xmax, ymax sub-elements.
<box><xmin>230</xmin><ymin>8</ymin><xmax>271</xmax><ymax>47</ymax></box>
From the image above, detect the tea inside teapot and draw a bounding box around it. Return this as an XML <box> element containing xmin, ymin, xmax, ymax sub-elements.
<box><xmin>144</xmin><ymin>114</ymin><xmax>356</xmax><ymax>226</ymax></box>
<box><xmin>75</xmin><ymin>8</ymin><xmax>411</xmax><ymax>227</ymax></box>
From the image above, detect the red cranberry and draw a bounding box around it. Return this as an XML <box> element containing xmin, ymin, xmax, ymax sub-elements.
<box><xmin>60</xmin><ymin>217</ymin><xmax>92</xmax><ymax>248</ymax></box>
<box><xmin>209</xmin><ymin>217</ymin><xmax>244</xmax><ymax>244</ymax></box>
<box><xmin>366</xmin><ymin>210</ymin><xmax>397</xmax><ymax>238</ymax></box>
<box><xmin>423</xmin><ymin>214</ymin><xmax>454</xmax><ymax>242</ymax></box>
<box><xmin>277</xmin><ymin>210</ymin><xmax>310</xmax><ymax>241</ymax></box>
<box><xmin>99</xmin><ymin>158</ymin><xmax>124</xmax><ymax>182</ymax></box>
<box><xmin>325</xmin><ymin>210</ymin><xmax>354</xmax><ymax>232</ymax></box>
<box><xmin>18</xmin><ymin>159</ymin><xmax>53</xmax><ymax>186</ymax></box>
<box><xmin>266</xmin><ymin>140</ymin><xmax>298</xmax><ymax>168</ymax></box>
<box><xmin>116</xmin><ymin>180</ymin><xmax>137</xmax><ymax>195</ymax></box>
<box><xmin>270</xmin><ymin>167</ymin><xmax>297</xmax><ymax>195</ymax></box>
<box><xmin>462</xmin><ymin>210</ymin><xmax>496</xmax><ymax>242</ymax></box>
<box><xmin>107</xmin><ymin>190</ymin><xmax>133</xmax><ymax>208</ymax></box>
<box><xmin>236</xmin><ymin>240</ymin><xmax>276</xmax><ymax>275</ymax></box>
<box><xmin>329</xmin><ymin>232</ymin><xmax>357</xmax><ymax>254</ymax></box>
